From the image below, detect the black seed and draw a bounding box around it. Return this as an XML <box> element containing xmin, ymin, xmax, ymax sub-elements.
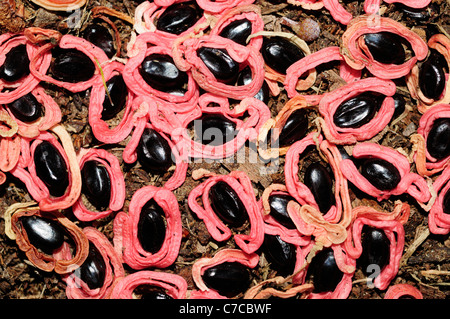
<box><xmin>50</xmin><ymin>48</ymin><xmax>95</xmax><ymax>83</ymax></box>
<box><xmin>156</xmin><ymin>2</ymin><xmax>201</xmax><ymax>35</ymax></box>
<box><xmin>392</xmin><ymin>93</ymin><xmax>406</xmax><ymax>120</ymax></box>
<box><xmin>268</xmin><ymin>194</ymin><xmax>297</xmax><ymax>229</ymax></box>
<box><xmin>81</xmin><ymin>160</ymin><xmax>111</xmax><ymax>210</ymax></box>
<box><xmin>202</xmin><ymin>262</ymin><xmax>251</xmax><ymax>297</ymax></box>
<box><xmin>34</xmin><ymin>140</ymin><xmax>69</xmax><ymax>197</ymax></box>
<box><xmin>139</xmin><ymin>53</ymin><xmax>188</xmax><ymax>92</ymax></box>
<box><xmin>197</xmin><ymin>47</ymin><xmax>239</xmax><ymax>83</ymax></box>
<box><xmin>307</xmin><ymin>248</ymin><xmax>343</xmax><ymax>293</ymax></box>
<box><xmin>333</xmin><ymin>92</ymin><xmax>384</xmax><ymax>129</ymax></box>
<box><xmin>137</xmin><ymin>200</ymin><xmax>166</xmax><ymax>254</ymax></box>
<box><xmin>219</xmin><ymin>18</ymin><xmax>252</xmax><ymax>46</ymax></box>
<box><xmin>0</xmin><ymin>44</ymin><xmax>30</xmax><ymax>82</ymax></box>
<box><xmin>426</xmin><ymin>118</ymin><xmax>450</xmax><ymax>160</ymax></box>
<box><xmin>364</xmin><ymin>32</ymin><xmax>407</xmax><ymax>65</ymax></box>
<box><xmin>78</xmin><ymin>243</ymin><xmax>107</xmax><ymax>290</ymax></box>
<box><xmin>140</xmin><ymin>289</ymin><xmax>173</xmax><ymax>299</ymax></box>
<box><xmin>194</xmin><ymin>114</ymin><xmax>237</xmax><ymax>146</ymax></box>
<box><xmin>236</xmin><ymin>66</ymin><xmax>270</xmax><ymax>104</ymax></box>
<box><xmin>261</xmin><ymin>36</ymin><xmax>305</xmax><ymax>74</ymax></box>
<box><xmin>83</xmin><ymin>23</ymin><xmax>115</xmax><ymax>59</ymax></box>
<box><xmin>137</xmin><ymin>128</ymin><xmax>173</xmax><ymax>174</ymax></box>
<box><xmin>359</xmin><ymin>226</ymin><xmax>391</xmax><ymax>278</ymax></box>
<box><xmin>209</xmin><ymin>181</ymin><xmax>248</xmax><ymax>227</ymax></box>
<box><xmin>263</xmin><ymin>234</ymin><xmax>296</xmax><ymax>276</ymax></box>
<box><xmin>360</xmin><ymin>158</ymin><xmax>401</xmax><ymax>191</ymax></box>
<box><xmin>20</xmin><ymin>215</ymin><xmax>65</xmax><ymax>255</ymax></box>
<box><xmin>419</xmin><ymin>50</ymin><xmax>446</xmax><ymax>100</ymax></box>
<box><xmin>101</xmin><ymin>74</ymin><xmax>128</xmax><ymax>120</ymax></box>
<box><xmin>8</xmin><ymin>93</ymin><xmax>42</xmax><ymax>123</ymax></box>
<box><xmin>276</xmin><ymin>108</ymin><xmax>308</xmax><ymax>147</ymax></box>
<box><xmin>303</xmin><ymin>162</ymin><xmax>335</xmax><ymax>214</ymax></box>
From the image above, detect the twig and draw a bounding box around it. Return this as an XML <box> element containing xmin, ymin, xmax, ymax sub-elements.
<box><xmin>400</xmin><ymin>226</ymin><xmax>430</xmax><ymax>267</ymax></box>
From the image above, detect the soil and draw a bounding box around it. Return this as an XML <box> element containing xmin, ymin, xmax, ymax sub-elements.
<box><xmin>0</xmin><ymin>0</ymin><xmax>449</xmax><ymax>300</ymax></box>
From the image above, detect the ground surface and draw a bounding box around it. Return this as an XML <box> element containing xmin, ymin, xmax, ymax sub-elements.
<box><xmin>0</xmin><ymin>0</ymin><xmax>449</xmax><ymax>299</ymax></box>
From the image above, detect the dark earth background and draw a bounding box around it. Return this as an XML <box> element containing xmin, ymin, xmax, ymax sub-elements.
<box><xmin>0</xmin><ymin>0</ymin><xmax>449</xmax><ymax>299</ymax></box>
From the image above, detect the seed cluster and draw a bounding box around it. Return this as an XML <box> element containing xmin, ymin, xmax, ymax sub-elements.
<box><xmin>0</xmin><ymin>0</ymin><xmax>448</xmax><ymax>299</ymax></box>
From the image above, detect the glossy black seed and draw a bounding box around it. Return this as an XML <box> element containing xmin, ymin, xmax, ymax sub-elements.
<box><xmin>34</xmin><ymin>140</ymin><xmax>69</xmax><ymax>197</ymax></box>
<box><xmin>0</xmin><ymin>44</ymin><xmax>30</xmax><ymax>82</ymax></box>
<box><xmin>359</xmin><ymin>226</ymin><xmax>391</xmax><ymax>277</ymax></box>
<box><xmin>139</xmin><ymin>54</ymin><xmax>188</xmax><ymax>92</ymax></box>
<box><xmin>209</xmin><ymin>181</ymin><xmax>248</xmax><ymax>227</ymax></box>
<box><xmin>426</xmin><ymin>118</ymin><xmax>450</xmax><ymax>160</ymax></box>
<box><xmin>277</xmin><ymin>108</ymin><xmax>308</xmax><ymax>147</ymax></box>
<box><xmin>197</xmin><ymin>47</ymin><xmax>239</xmax><ymax>83</ymax></box>
<box><xmin>141</xmin><ymin>289</ymin><xmax>173</xmax><ymax>299</ymax></box>
<box><xmin>419</xmin><ymin>49</ymin><xmax>446</xmax><ymax>100</ymax></box>
<box><xmin>81</xmin><ymin>160</ymin><xmax>111</xmax><ymax>210</ymax></box>
<box><xmin>20</xmin><ymin>215</ymin><xmax>65</xmax><ymax>255</ymax></box>
<box><xmin>137</xmin><ymin>200</ymin><xmax>166</xmax><ymax>254</ymax></box>
<box><xmin>392</xmin><ymin>93</ymin><xmax>406</xmax><ymax>119</ymax></box>
<box><xmin>202</xmin><ymin>262</ymin><xmax>251</xmax><ymax>297</ymax></box>
<box><xmin>442</xmin><ymin>189</ymin><xmax>450</xmax><ymax>215</ymax></box>
<box><xmin>156</xmin><ymin>2</ymin><xmax>201</xmax><ymax>35</ymax></box>
<box><xmin>8</xmin><ymin>93</ymin><xmax>42</xmax><ymax>123</ymax></box>
<box><xmin>137</xmin><ymin>128</ymin><xmax>173</xmax><ymax>174</ymax></box>
<box><xmin>50</xmin><ymin>48</ymin><xmax>95</xmax><ymax>83</ymax></box>
<box><xmin>261</xmin><ymin>36</ymin><xmax>305</xmax><ymax>74</ymax></box>
<box><xmin>236</xmin><ymin>66</ymin><xmax>270</xmax><ymax>104</ymax></box>
<box><xmin>194</xmin><ymin>114</ymin><xmax>237</xmax><ymax>146</ymax></box>
<box><xmin>83</xmin><ymin>23</ymin><xmax>115</xmax><ymax>58</ymax></box>
<box><xmin>360</xmin><ymin>158</ymin><xmax>401</xmax><ymax>191</ymax></box>
<box><xmin>307</xmin><ymin>248</ymin><xmax>343</xmax><ymax>293</ymax></box>
<box><xmin>263</xmin><ymin>234</ymin><xmax>296</xmax><ymax>276</ymax></box>
<box><xmin>268</xmin><ymin>194</ymin><xmax>297</xmax><ymax>229</ymax></box>
<box><xmin>219</xmin><ymin>18</ymin><xmax>252</xmax><ymax>46</ymax></box>
<box><xmin>304</xmin><ymin>162</ymin><xmax>335</xmax><ymax>214</ymax></box>
<box><xmin>101</xmin><ymin>74</ymin><xmax>128</xmax><ymax>120</ymax></box>
<box><xmin>364</xmin><ymin>32</ymin><xmax>406</xmax><ymax>65</ymax></box>
<box><xmin>78</xmin><ymin>243</ymin><xmax>107</xmax><ymax>290</ymax></box>
<box><xmin>333</xmin><ymin>92</ymin><xmax>384</xmax><ymax>129</ymax></box>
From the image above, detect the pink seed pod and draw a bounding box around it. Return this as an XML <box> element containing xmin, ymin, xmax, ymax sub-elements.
<box><xmin>284</xmin><ymin>133</ymin><xmax>353</xmax><ymax>229</ymax></box>
<box><xmin>110</xmin><ymin>270</ymin><xmax>188</xmax><ymax>299</ymax></box>
<box><xmin>172</xmin><ymin>34</ymin><xmax>264</xmax><ymax>100</ymax></box>
<box><xmin>72</xmin><ymin>148</ymin><xmax>126</xmax><ymax>222</ymax></box>
<box><xmin>209</xmin><ymin>4</ymin><xmax>264</xmax><ymax>50</ymax></box>
<box><xmin>4</xmin><ymin>202</ymin><xmax>89</xmax><ymax>274</ymax></box>
<box><xmin>341</xmin><ymin>15</ymin><xmax>428</xmax><ymax>79</ymax></box>
<box><xmin>113</xmin><ymin>185</ymin><xmax>182</xmax><ymax>270</ymax></box>
<box><xmin>0</xmin><ymin>33</ymin><xmax>51</xmax><ymax>104</ymax></box>
<box><xmin>340</xmin><ymin>142</ymin><xmax>431</xmax><ymax>203</ymax></box>
<box><xmin>318</xmin><ymin>77</ymin><xmax>396</xmax><ymax>145</ymax></box>
<box><xmin>406</xmin><ymin>34</ymin><xmax>450</xmax><ymax>114</ymax></box>
<box><xmin>428</xmin><ymin>164</ymin><xmax>450</xmax><ymax>235</ymax></box>
<box><xmin>384</xmin><ymin>283</ymin><xmax>423</xmax><ymax>299</ymax></box>
<box><xmin>133</xmin><ymin>0</ymin><xmax>208</xmax><ymax>37</ymax></box>
<box><xmin>122</xmin><ymin>112</ymin><xmax>188</xmax><ymax>191</ymax></box>
<box><xmin>150</xmin><ymin>93</ymin><xmax>270</xmax><ymax>160</ymax></box>
<box><xmin>412</xmin><ymin>103</ymin><xmax>450</xmax><ymax>176</ymax></box>
<box><xmin>191</xmin><ymin>248</ymin><xmax>259</xmax><ymax>298</ymax></box>
<box><xmin>295</xmin><ymin>241</ymin><xmax>355</xmax><ymax>299</ymax></box>
<box><xmin>89</xmin><ymin>61</ymin><xmax>137</xmax><ymax>144</ymax></box>
<box><xmin>28</xmin><ymin>34</ymin><xmax>108</xmax><ymax>93</ymax></box>
<box><xmin>345</xmin><ymin>209</ymin><xmax>408</xmax><ymax>290</ymax></box>
<box><xmin>61</xmin><ymin>227</ymin><xmax>125</xmax><ymax>299</ymax></box>
<box><xmin>188</xmin><ymin>170</ymin><xmax>264</xmax><ymax>254</ymax></box>
<box><xmin>0</xmin><ymin>109</ymin><xmax>21</xmax><ymax>176</ymax></box>
<box><xmin>6</xmin><ymin>85</ymin><xmax>62</xmax><ymax>138</ymax></box>
<box><xmin>123</xmin><ymin>32</ymin><xmax>200</xmax><ymax>113</ymax></box>
<box><xmin>10</xmin><ymin>125</ymin><xmax>82</xmax><ymax>211</ymax></box>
